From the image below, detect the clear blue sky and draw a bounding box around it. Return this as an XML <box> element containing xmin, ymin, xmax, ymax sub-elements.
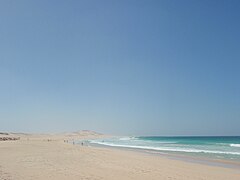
<box><xmin>0</xmin><ymin>0</ymin><xmax>240</xmax><ymax>135</ymax></box>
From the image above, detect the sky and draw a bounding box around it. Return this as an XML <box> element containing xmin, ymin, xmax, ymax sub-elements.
<box><xmin>0</xmin><ymin>0</ymin><xmax>240</xmax><ymax>136</ymax></box>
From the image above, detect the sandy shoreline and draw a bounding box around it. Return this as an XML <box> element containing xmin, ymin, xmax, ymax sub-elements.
<box><xmin>0</xmin><ymin>132</ymin><xmax>240</xmax><ymax>180</ymax></box>
<box><xmin>90</xmin><ymin>141</ymin><xmax>240</xmax><ymax>170</ymax></box>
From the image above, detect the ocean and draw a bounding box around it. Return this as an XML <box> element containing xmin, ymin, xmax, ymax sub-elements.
<box><xmin>89</xmin><ymin>136</ymin><xmax>240</xmax><ymax>162</ymax></box>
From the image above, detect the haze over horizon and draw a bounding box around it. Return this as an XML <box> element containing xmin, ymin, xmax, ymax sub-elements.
<box><xmin>1</xmin><ymin>0</ymin><xmax>240</xmax><ymax>136</ymax></box>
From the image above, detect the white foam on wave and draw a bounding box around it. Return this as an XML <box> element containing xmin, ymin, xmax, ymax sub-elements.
<box><xmin>91</xmin><ymin>141</ymin><xmax>240</xmax><ymax>155</ymax></box>
<box><xmin>119</xmin><ymin>137</ymin><xmax>137</xmax><ymax>141</ymax></box>
<box><xmin>230</xmin><ymin>144</ymin><xmax>240</xmax><ymax>147</ymax></box>
<box><xmin>118</xmin><ymin>137</ymin><xmax>175</xmax><ymax>144</ymax></box>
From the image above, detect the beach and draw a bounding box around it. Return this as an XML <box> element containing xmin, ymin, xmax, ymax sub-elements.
<box><xmin>0</xmin><ymin>132</ymin><xmax>239</xmax><ymax>180</ymax></box>
<box><xmin>90</xmin><ymin>136</ymin><xmax>240</xmax><ymax>163</ymax></box>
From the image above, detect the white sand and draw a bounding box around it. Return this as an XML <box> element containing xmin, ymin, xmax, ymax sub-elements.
<box><xmin>0</xmin><ymin>131</ymin><xmax>239</xmax><ymax>180</ymax></box>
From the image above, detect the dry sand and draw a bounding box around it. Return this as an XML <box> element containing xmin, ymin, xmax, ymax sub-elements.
<box><xmin>0</xmin><ymin>131</ymin><xmax>239</xmax><ymax>180</ymax></box>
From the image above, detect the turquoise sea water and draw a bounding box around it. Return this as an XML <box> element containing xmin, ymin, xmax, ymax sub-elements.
<box><xmin>90</xmin><ymin>136</ymin><xmax>240</xmax><ymax>162</ymax></box>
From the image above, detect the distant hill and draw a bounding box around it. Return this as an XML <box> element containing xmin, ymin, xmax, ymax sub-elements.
<box><xmin>63</xmin><ymin>130</ymin><xmax>103</xmax><ymax>137</ymax></box>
